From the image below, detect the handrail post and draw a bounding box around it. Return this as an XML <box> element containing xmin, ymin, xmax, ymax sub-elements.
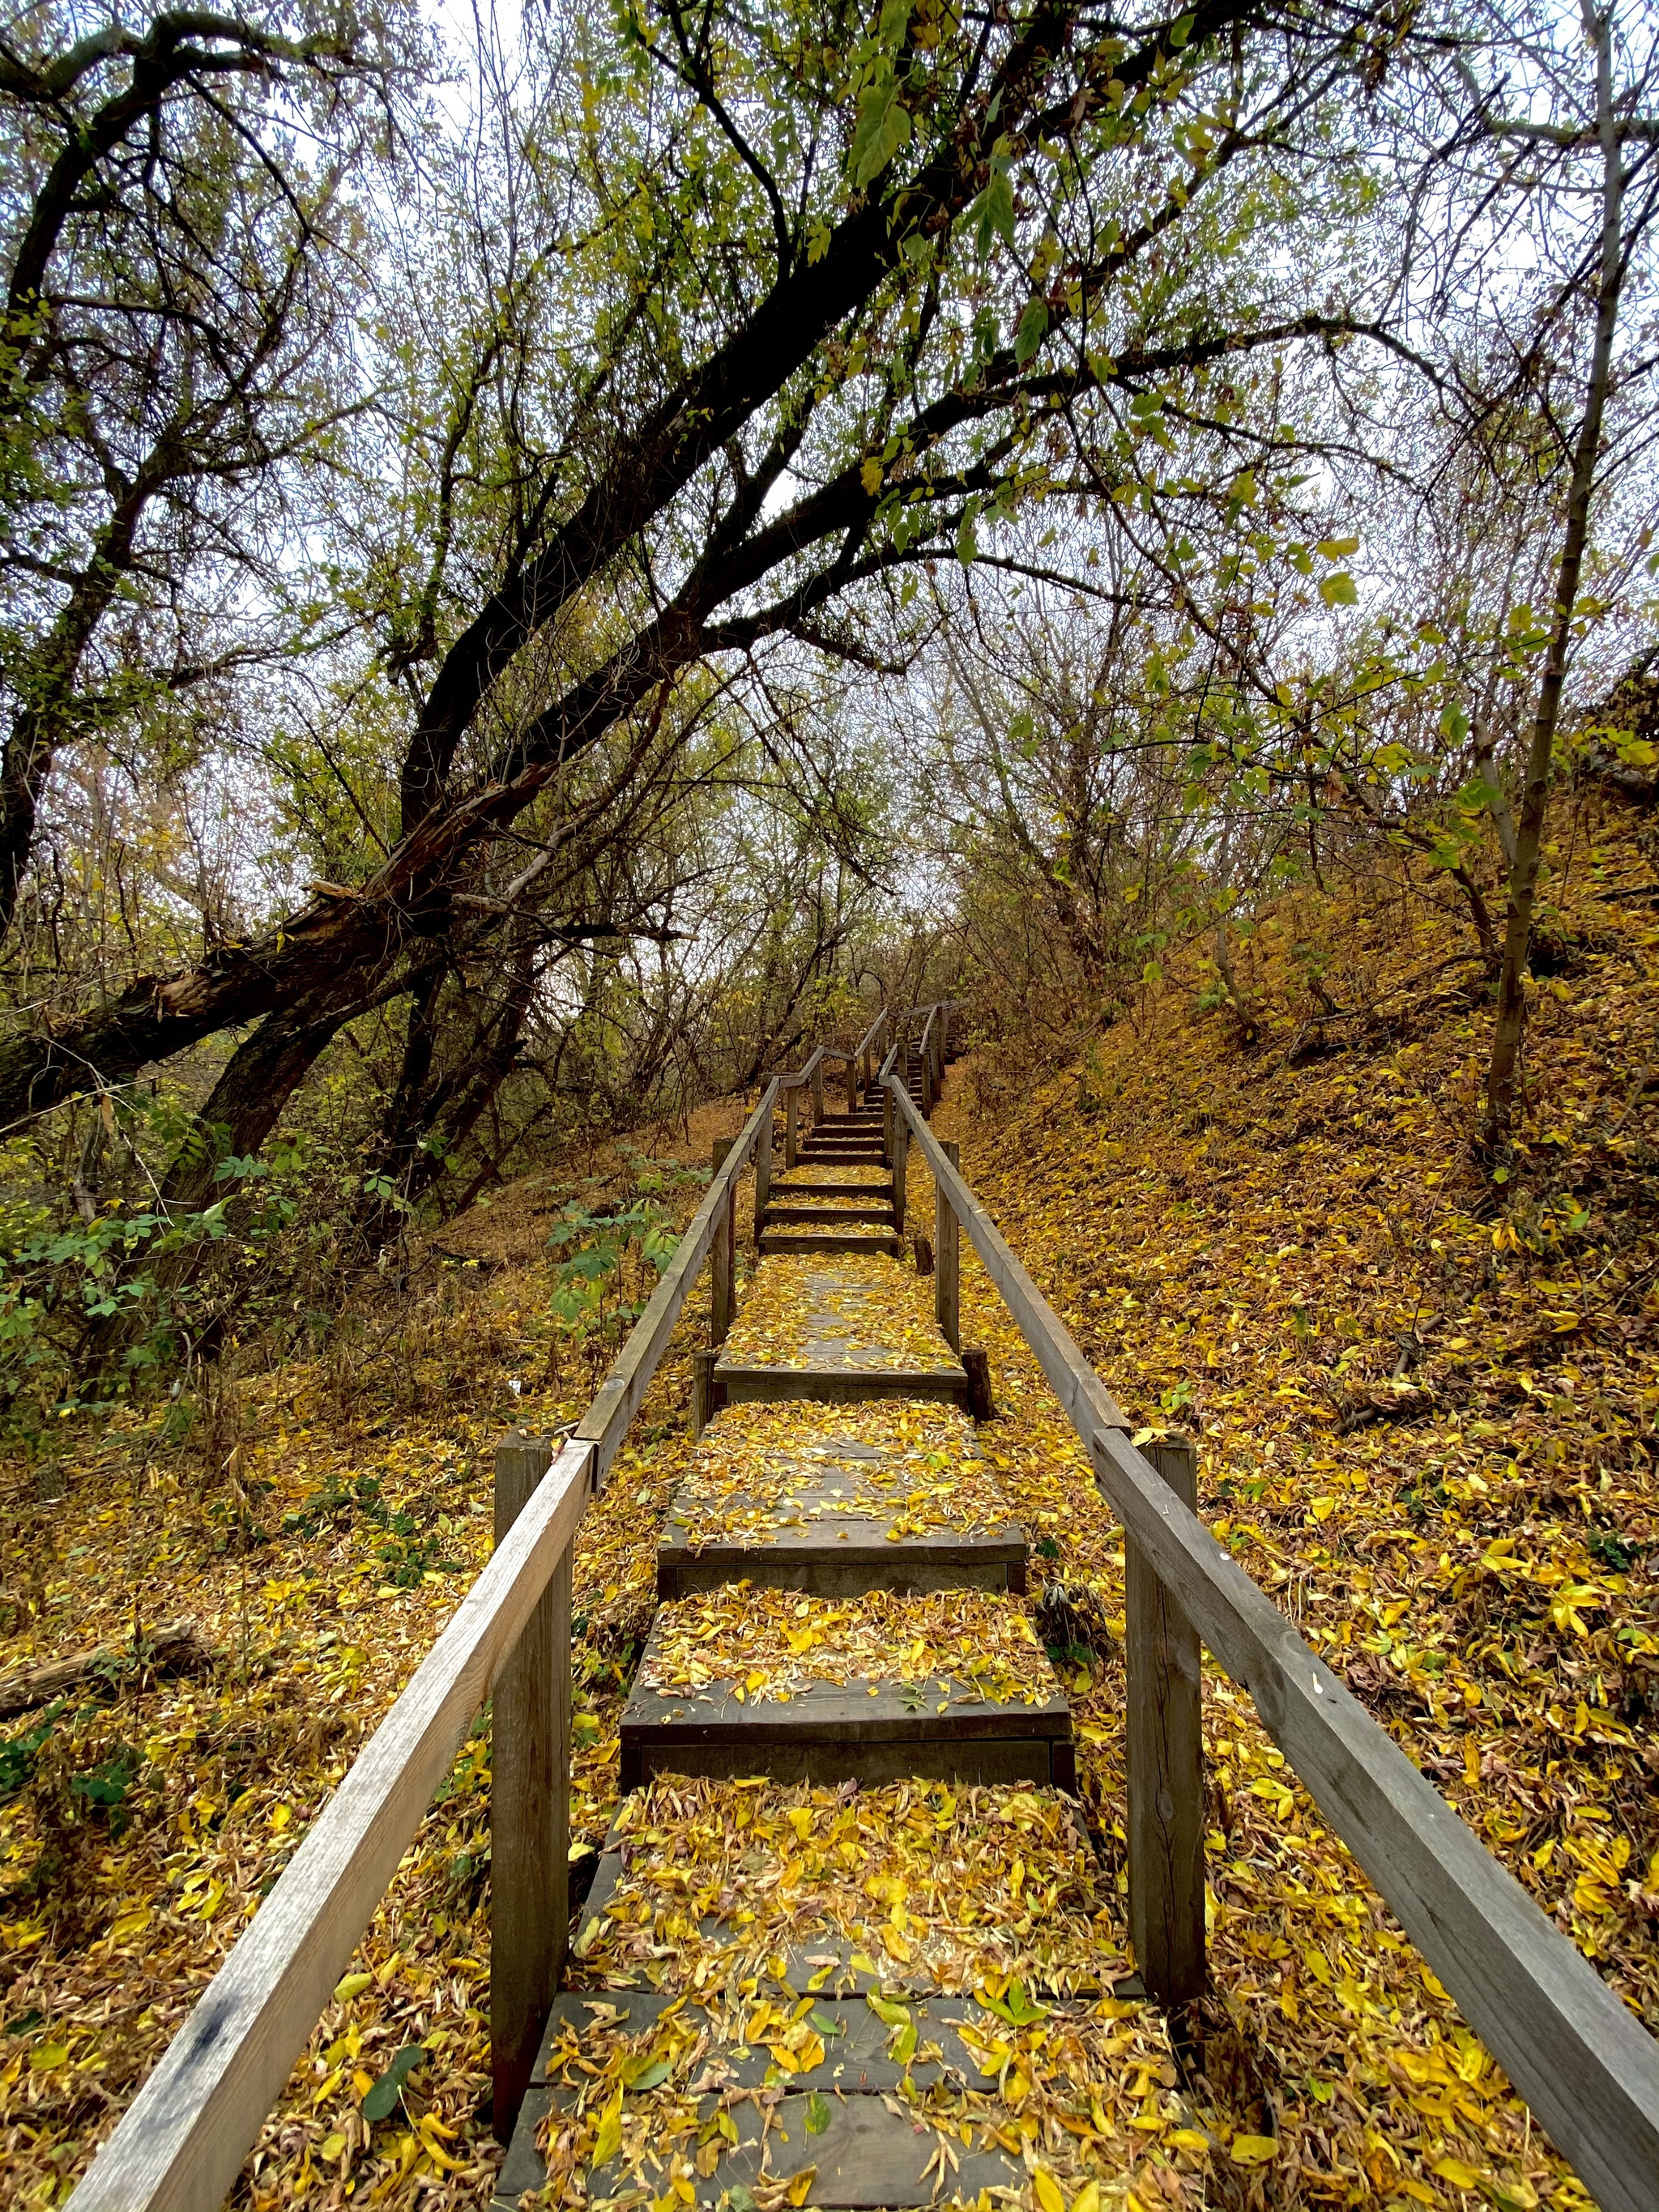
<box><xmin>784</xmin><ymin>1082</ymin><xmax>798</xmax><ymax>1170</ymax></box>
<box><xmin>753</xmin><ymin>1087</ymin><xmax>773</xmax><ymax>1242</ymax></box>
<box><xmin>491</xmin><ymin>1430</ymin><xmax>569</xmax><ymax>2141</ymax></box>
<box><xmin>1128</xmin><ymin>1432</ymin><xmax>1205</xmax><ymax>2008</ymax></box>
<box><xmin>892</xmin><ymin>1093</ymin><xmax>907</xmax><ymax>1234</ymax></box>
<box><xmin>936</xmin><ymin>1137</ymin><xmax>960</xmax><ymax>1352</ymax></box>
<box><xmin>710</xmin><ymin>1136</ymin><xmax>735</xmax><ymax>1344</ymax></box>
<box><xmin>811</xmin><ymin>1055</ymin><xmax>825</xmax><ymax>1125</ymax></box>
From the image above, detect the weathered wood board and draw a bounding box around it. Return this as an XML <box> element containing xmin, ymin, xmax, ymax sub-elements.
<box><xmin>619</xmin><ymin>1669</ymin><xmax>1073</xmax><ymax>1792</ymax></box>
<box><xmin>493</xmin><ymin>1992</ymin><xmax>1030</xmax><ymax>2209</ymax></box>
<box><xmin>658</xmin><ymin>1422</ymin><xmax>1025</xmax><ymax>1598</ymax></box>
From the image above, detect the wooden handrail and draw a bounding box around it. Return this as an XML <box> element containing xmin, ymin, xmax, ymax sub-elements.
<box><xmin>851</xmin><ymin>1008</ymin><xmax>888</xmax><ymax>1061</ymax></box>
<box><xmin>885</xmin><ymin>1078</ymin><xmax>1659</xmax><ymax>2212</ymax></box>
<box><xmin>70</xmin><ymin>1076</ymin><xmax>789</xmax><ymax>2212</ymax></box>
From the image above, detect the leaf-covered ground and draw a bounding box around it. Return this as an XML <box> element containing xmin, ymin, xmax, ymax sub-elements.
<box><xmin>0</xmin><ymin>1117</ymin><xmax>749</xmax><ymax>2210</ymax></box>
<box><xmin>3</xmin><ymin>812</ymin><xmax>1657</xmax><ymax>2210</ymax></box>
<box><xmin>921</xmin><ymin>806</ymin><xmax>1659</xmax><ymax>2210</ymax></box>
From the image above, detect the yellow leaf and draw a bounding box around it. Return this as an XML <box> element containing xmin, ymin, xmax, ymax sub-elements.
<box><xmin>593</xmin><ymin>2085</ymin><xmax>624</xmax><ymax>2166</ymax></box>
<box><xmin>860</xmin><ymin>458</ymin><xmax>885</xmax><ymax>497</ymax></box>
<box><xmin>1033</xmin><ymin>2169</ymin><xmax>1066</xmax><ymax>2212</ymax></box>
<box><xmin>416</xmin><ymin>2120</ymin><xmax>468</xmax><ymax>2174</ymax></box>
<box><xmin>1070</xmin><ymin>2184</ymin><xmax>1101</xmax><ymax>2212</ymax></box>
<box><xmin>30</xmin><ymin>2043</ymin><xmax>68</xmax><ymax>2069</ymax></box>
<box><xmin>1167</xmin><ymin>2129</ymin><xmax>1209</xmax><ymax>2156</ymax></box>
<box><xmin>320</xmin><ymin>2133</ymin><xmax>346</xmax><ymax>2162</ymax></box>
<box><xmin>1429</xmin><ymin>2154</ymin><xmax>1482</xmax><ymax>2189</ymax></box>
<box><xmin>787</xmin><ymin>2168</ymin><xmax>817</xmax><ymax>2206</ymax></box>
<box><xmin>1230</xmin><ymin>2135</ymin><xmax>1279</xmax><ymax>2166</ymax></box>
<box><xmin>334</xmin><ymin>1971</ymin><xmax>373</xmax><ymax>2003</ymax></box>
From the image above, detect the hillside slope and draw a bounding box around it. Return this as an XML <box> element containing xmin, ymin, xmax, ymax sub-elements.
<box><xmin>928</xmin><ymin>807</ymin><xmax>1659</xmax><ymax>2205</ymax></box>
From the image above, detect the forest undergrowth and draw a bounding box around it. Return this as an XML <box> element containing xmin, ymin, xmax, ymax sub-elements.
<box><xmin>1</xmin><ymin>809</ymin><xmax>1656</xmax><ymax>2210</ymax></box>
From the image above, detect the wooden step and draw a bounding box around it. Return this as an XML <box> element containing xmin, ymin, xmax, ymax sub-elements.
<box><xmin>495</xmin><ymin>1988</ymin><xmax>1030</xmax><ymax>2210</ymax></box>
<box><xmin>764</xmin><ymin>1200</ymin><xmax>896</xmax><ymax>1224</ymax></box>
<box><xmin>776</xmin><ymin>1174</ymin><xmax>892</xmax><ymax>1196</ymax></box>
<box><xmin>715</xmin><ymin>1257</ymin><xmax>970</xmax><ymax>1412</ymax></box>
<box><xmin>620</xmin><ymin>1643</ymin><xmax>1073</xmax><ymax>1793</ymax></box>
<box><xmin>758</xmin><ymin>1228</ymin><xmax>902</xmax><ymax>1256</ymax></box>
<box><xmin>658</xmin><ymin>1400</ymin><xmax>1024</xmax><ymax>1599</ymax></box>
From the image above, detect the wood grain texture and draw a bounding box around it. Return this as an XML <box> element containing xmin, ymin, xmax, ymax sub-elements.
<box><xmin>884</xmin><ymin>1083</ymin><xmax>1128</xmax><ymax>1436</ymax></box>
<box><xmin>936</xmin><ymin>1137</ymin><xmax>960</xmax><ymax>1353</ymax></box>
<box><xmin>69</xmin><ymin>1438</ymin><xmax>594</xmax><ymax>2212</ymax></box>
<box><xmin>0</xmin><ymin>1617</ymin><xmax>211</xmax><ymax>1719</ymax></box>
<box><xmin>1088</xmin><ymin>1425</ymin><xmax>1659</xmax><ymax>2212</ymax></box>
<box><xmin>710</xmin><ymin>1136</ymin><xmax>735</xmax><ymax>1345</ymax></box>
<box><xmin>753</xmin><ymin>1096</ymin><xmax>773</xmax><ymax>1242</ymax></box>
<box><xmin>1126</xmin><ymin>1434</ymin><xmax>1205</xmax><ymax>2007</ymax></box>
<box><xmin>491</xmin><ymin>1434</ymin><xmax>569</xmax><ymax>2140</ymax></box>
<box><xmin>961</xmin><ymin>1346</ymin><xmax>995</xmax><ymax>1422</ymax></box>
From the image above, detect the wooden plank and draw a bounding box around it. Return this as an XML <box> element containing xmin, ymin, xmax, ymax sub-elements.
<box><xmin>69</xmin><ymin>1438</ymin><xmax>594</xmax><ymax>2212</ymax></box>
<box><xmin>690</xmin><ymin>1348</ymin><xmax>719</xmax><ymax>1441</ymax></box>
<box><xmin>884</xmin><ymin>1083</ymin><xmax>1126</xmax><ymax>1434</ymax></box>
<box><xmin>936</xmin><ymin>1136</ymin><xmax>960</xmax><ymax>1353</ymax></box>
<box><xmin>620</xmin><ymin>1669</ymin><xmax>1071</xmax><ymax>1792</ymax></box>
<box><xmin>961</xmin><ymin>1345</ymin><xmax>995</xmax><ymax>1421</ymax></box>
<box><xmin>716</xmin><ymin>1364</ymin><xmax>970</xmax><ymax>1411</ymax></box>
<box><xmin>753</xmin><ymin>1089</ymin><xmax>773</xmax><ymax>1242</ymax></box>
<box><xmin>710</xmin><ymin>1136</ymin><xmax>735</xmax><ymax>1345</ymax></box>
<box><xmin>491</xmin><ymin>1432</ymin><xmax>569</xmax><ymax>2139</ymax></box>
<box><xmin>892</xmin><ymin>1097</ymin><xmax>907</xmax><ymax>1235</ymax></box>
<box><xmin>1126</xmin><ymin>1433</ymin><xmax>1204</xmax><ymax>2008</ymax></box>
<box><xmin>574</xmin><ymin>1082</ymin><xmax>774</xmax><ymax>1481</ymax></box>
<box><xmin>500</xmin><ymin>1993</ymin><xmax>1027</xmax><ymax>2208</ymax></box>
<box><xmin>1087</xmin><ymin>1424</ymin><xmax>1659</xmax><ymax>2212</ymax></box>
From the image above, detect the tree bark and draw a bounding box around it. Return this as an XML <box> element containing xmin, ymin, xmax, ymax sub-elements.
<box><xmin>1485</xmin><ymin>8</ymin><xmax>1623</xmax><ymax>1140</ymax></box>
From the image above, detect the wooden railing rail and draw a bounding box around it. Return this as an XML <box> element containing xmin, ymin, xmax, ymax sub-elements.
<box><xmin>853</xmin><ymin>1008</ymin><xmax>885</xmax><ymax>1080</ymax></box>
<box><xmin>69</xmin><ymin>1073</ymin><xmax>791</xmax><ymax>2212</ymax></box>
<box><xmin>884</xmin><ymin>1077</ymin><xmax>1659</xmax><ymax>2212</ymax></box>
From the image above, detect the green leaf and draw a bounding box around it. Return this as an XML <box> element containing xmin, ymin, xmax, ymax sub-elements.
<box><xmin>971</xmin><ymin>168</ymin><xmax>1015</xmax><ymax>259</ymax></box>
<box><xmin>809</xmin><ymin>2010</ymin><xmax>845</xmax><ymax>2036</ymax></box>
<box><xmin>361</xmin><ymin>2044</ymin><xmax>426</xmax><ymax>2124</ymax></box>
<box><xmin>850</xmin><ymin>79</ymin><xmax>911</xmax><ymax>190</ymax></box>
<box><xmin>1439</xmin><ymin>701</ymin><xmax>1470</xmax><ymax>744</ymax></box>
<box><xmin>1318</xmin><ymin>573</ymin><xmax>1357</xmax><ymax>607</ymax></box>
<box><xmin>624</xmin><ymin>2056</ymin><xmax>672</xmax><ymax>2091</ymax></box>
<box><xmin>877</xmin><ymin>0</ymin><xmax>911</xmax><ymax>49</ymax></box>
<box><xmin>1316</xmin><ymin>535</ymin><xmax>1359</xmax><ymax>558</ymax></box>
<box><xmin>956</xmin><ymin>507</ymin><xmax>979</xmax><ymax>565</ymax></box>
<box><xmin>866</xmin><ymin>1993</ymin><xmax>910</xmax><ymax>2027</ymax></box>
<box><xmin>891</xmin><ymin>2021</ymin><xmax>919</xmax><ymax>2065</ymax></box>
<box><xmin>805</xmin><ymin>2090</ymin><xmax>833</xmax><ymax>2134</ymax></box>
<box><xmin>1013</xmin><ymin>298</ymin><xmax>1048</xmax><ymax>364</ymax></box>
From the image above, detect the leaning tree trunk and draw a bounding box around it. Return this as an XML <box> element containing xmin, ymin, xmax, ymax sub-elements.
<box><xmin>1484</xmin><ymin>14</ymin><xmax>1624</xmax><ymax>1142</ymax></box>
<box><xmin>357</xmin><ymin>940</ymin><xmax>535</xmax><ymax>1246</ymax></box>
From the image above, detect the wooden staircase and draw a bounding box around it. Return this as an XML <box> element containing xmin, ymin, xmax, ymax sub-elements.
<box><xmin>497</xmin><ymin>1042</ymin><xmax>1080</xmax><ymax>2208</ymax></box>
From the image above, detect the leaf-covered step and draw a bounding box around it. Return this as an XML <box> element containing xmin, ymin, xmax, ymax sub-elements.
<box><xmin>618</xmin><ymin>1585</ymin><xmax>1073</xmax><ymax>1791</ymax></box>
<box><xmin>714</xmin><ymin>1255</ymin><xmax>970</xmax><ymax>1409</ymax></box>
<box><xmin>658</xmin><ymin>1399</ymin><xmax>1025</xmax><ymax>1599</ymax></box>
